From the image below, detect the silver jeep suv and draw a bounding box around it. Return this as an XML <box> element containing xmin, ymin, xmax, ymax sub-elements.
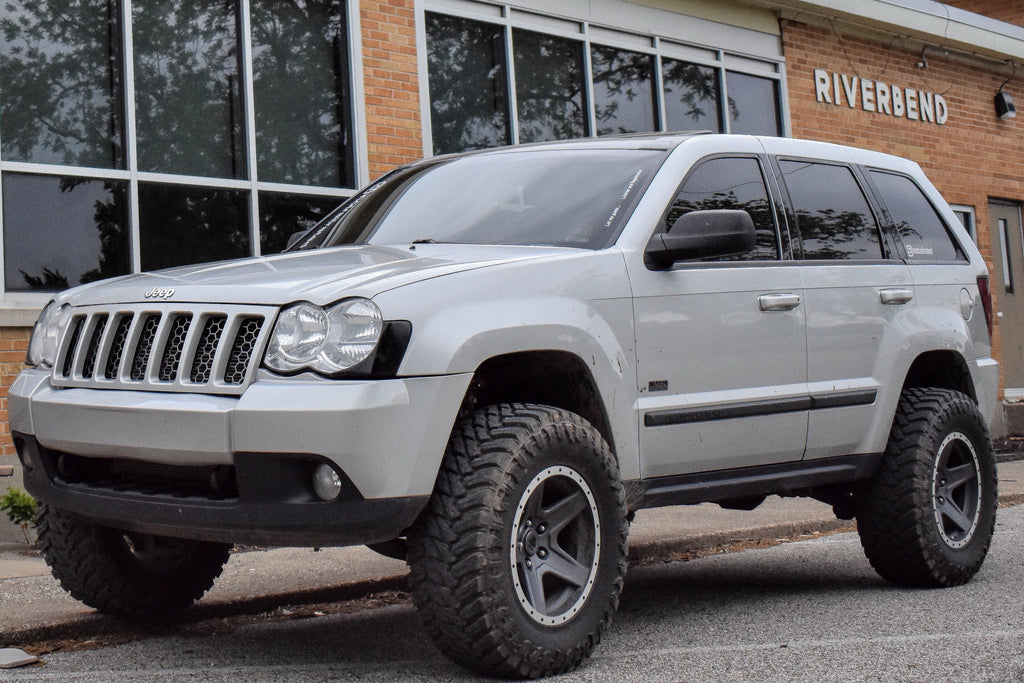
<box><xmin>11</xmin><ymin>133</ymin><xmax>999</xmax><ymax>678</ymax></box>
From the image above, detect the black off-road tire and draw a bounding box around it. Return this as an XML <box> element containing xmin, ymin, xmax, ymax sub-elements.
<box><xmin>37</xmin><ymin>504</ymin><xmax>231</xmax><ymax>619</ymax></box>
<box><xmin>407</xmin><ymin>403</ymin><xmax>628</xmax><ymax>679</ymax></box>
<box><xmin>855</xmin><ymin>387</ymin><xmax>997</xmax><ymax>587</ymax></box>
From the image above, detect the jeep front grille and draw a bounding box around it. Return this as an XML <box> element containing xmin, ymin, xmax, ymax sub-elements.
<box><xmin>52</xmin><ymin>304</ymin><xmax>276</xmax><ymax>395</ymax></box>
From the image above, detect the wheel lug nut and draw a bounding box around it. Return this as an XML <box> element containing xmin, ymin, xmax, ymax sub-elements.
<box><xmin>526</xmin><ymin>519</ymin><xmax>532</xmax><ymax>528</ymax></box>
<box><xmin>938</xmin><ymin>496</ymin><xmax>945</xmax><ymax>504</ymax></box>
<box><xmin>538</xmin><ymin>549</ymin><xmax>547</xmax><ymax>558</ymax></box>
<box><xmin>538</xmin><ymin>524</ymin><xmax>546</xmax><ymax>534</ymax></box>
<box><xmin>526</xmin><ymin>560</ymin><xmax>532</xmax><ymax>568</ymax></box>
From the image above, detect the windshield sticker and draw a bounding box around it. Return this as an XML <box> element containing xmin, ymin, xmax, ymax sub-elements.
<box><xmin>604</xmin><ymin>169</ymin><xmax>645</xmax><ymax>228</ymax></box>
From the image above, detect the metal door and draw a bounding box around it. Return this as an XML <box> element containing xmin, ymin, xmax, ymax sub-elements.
<box><xmin>989</xmin><ymin>200</ymin><xmax>1024</xmax><ymax>391</ymax></box>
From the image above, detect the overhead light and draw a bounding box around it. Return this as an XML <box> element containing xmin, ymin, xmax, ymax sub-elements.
<box><xmin>997</xmin><ymin>61</ymin><xmax>1018</xmax><ymax>120</ymax></box>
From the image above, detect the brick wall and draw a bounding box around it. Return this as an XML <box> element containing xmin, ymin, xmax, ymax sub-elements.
<box><xmin>0</xmin><ymin>328</ymin><xmax>29</xmax><ymax>472</ymax></box>
<box><xmin>944</xmin><ymin>1</ymin><xmax>1024</xmax><ymax>27</ymax></box>
<box><xmin>361</xmin><ymin>0</ymin><xmax>423</xmax><ymax>180</ymax></box>
<box><xmin>784</xmin><ymin>20</ymin><xmax>1024</xmax><ymax>396</ymax></box>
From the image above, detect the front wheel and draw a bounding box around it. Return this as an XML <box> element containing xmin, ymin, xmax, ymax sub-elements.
<box><xmin>37</xmin><ymin>504</ymin><xmax>231</xmax><ymax>619</ymax></box>
<box><xmin>407</xmin><ymin>403</ymin><xmax>628</xmax><ymax>678</ymax></box>
<box><xmin>855</xmin><ymin>387</ymin><xmax>997</xmax><ymax>587</ymax></box>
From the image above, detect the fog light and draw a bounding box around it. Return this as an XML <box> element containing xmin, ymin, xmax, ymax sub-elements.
<box><xmin>313</xmin><ymin>463</ymin><xmax>342</xmax><ymax>501</ymax></box>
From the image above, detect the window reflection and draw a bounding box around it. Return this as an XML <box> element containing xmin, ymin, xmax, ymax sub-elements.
<box><xmin>133</xmin><ymin>0</ymin><xmax>244</xmax><ymax>178</ymax></box>
<box><xmin>591</xmin><ymin>46</ymin><xmax>656</xmax><ymax>135</ymax></box>
<box><xmin>513</xmin><ymin>29</ymin><xmax>586</xmax><ymax>143</ymax></box>
<box><xmin>726</xmin><ymin>71</ymin><xmax>780</xmax><ymax>136</ymax></box>
<box><xmin>780</xmin><ymin>161</ymin><xmax>882</xmax><ymax>260</ymax></box>
<box><xmin>662</xmin><ymin>59</ymin><xmax>720</xmax><ymax>132</ymax></box>
<box><xmin>251</xmin><ymin>0</ymin><xmax>353</xmax><ymax>187</ymax></box>
<box><xmin>2</xmin><ymin>174</ymin><xmax>129</xmax><ymax>291</ymax></box>
<box><xmin>425</xmin><ymin>13</ymin><xmax>510</xmax><ymax>154</ymax></box>
<box><xmin>259</xmin><ymin>192</ymin><xmax>340</xmax><ymax>255</ymax></box>
<box><xmin>0</xmin><ymin>0</ymin><xmax>125</xmax><ymax>168</ymax></box>
<box><xmin>139</xmin><ymin>183</ymin><xmax>249</xmax><ymax>270</ymax></box>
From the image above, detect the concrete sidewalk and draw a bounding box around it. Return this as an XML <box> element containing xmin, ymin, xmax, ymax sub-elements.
<box><xmin>2</xmin><ymin>459</ymin><xmax>1023</xmax><ymax>647</ymax></box>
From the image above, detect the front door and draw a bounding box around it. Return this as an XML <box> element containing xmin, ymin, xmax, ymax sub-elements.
<box><xmin>989</xmin><ymin>200</ymin><xmax>1024</xmax><ymax>391</ymax></box>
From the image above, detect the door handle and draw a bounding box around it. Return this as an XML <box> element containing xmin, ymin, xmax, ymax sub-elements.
<box><xmin>758</xmin><ymin>293</ymin><xmax>801</xmax><ymax>311</ymax></box>
<box><xmin>879</xmin><ymin>288</ymin><xmax>914</xmax><ymax>305</ymax></box>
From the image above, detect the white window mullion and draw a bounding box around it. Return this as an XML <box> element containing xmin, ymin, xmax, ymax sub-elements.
<box><xmin>238</xmin><ymin>0</ymin><xmax>261</xmax><ymax>256</ymax></box>
<box><xmin>122</xmin><ymin>0</ymin><xmax>142</xmax><ymax>274</ymax></box>
<box><xmin>504</xmin><ymin>15</ymin><xmax>520</xmax><ymax>146</ymax></box>
<box><xmin>581</xmin><ymin>22</ymin><xmax>596</xmax><ymax>137</ymax></box>
<box><xmin>653</xmin><ymin>37</ymin><xmax>667</xmax><ymax>132</ymax></box>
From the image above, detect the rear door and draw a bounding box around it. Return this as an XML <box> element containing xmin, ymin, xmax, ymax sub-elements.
<box><xmin>772</xmin><ymin>156</ymin><xmax>913</xmax><ymax>460</ymax></box>
<box><xmin>628</xmin><ymin>152</ymin><xmax>808</xmax><ymax>477</ymax></box>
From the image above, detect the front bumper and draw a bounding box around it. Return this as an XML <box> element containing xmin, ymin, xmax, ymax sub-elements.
<box><xmin>10</xmin><ymin>368</ymin><xmax>472</xmax><ymax>546</ymax></box>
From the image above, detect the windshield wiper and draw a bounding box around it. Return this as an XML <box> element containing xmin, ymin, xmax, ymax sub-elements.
<box><xmin>411</xmin><ymin>238</ymin><xmax>438</xmax><ymax>244</ymax></box>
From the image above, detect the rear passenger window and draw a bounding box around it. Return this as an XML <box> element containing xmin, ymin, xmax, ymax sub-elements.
<box><xmin>668</xmin><ymin>156</ymin><xmax>779</xmax><ymax>261</ymax></box>
<box><xmin>779</xmin><ymin>160</ymin><xmax>883</xmax><ymax>260</ymax></box>
<box><xmin>869</xmin><ymin>170</ymin><xmax>962</xmax><ymax>262</ymax></box>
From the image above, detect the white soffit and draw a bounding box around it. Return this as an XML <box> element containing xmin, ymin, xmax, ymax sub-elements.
<box><xmin>755</xmin><ymin>0</ymin><xmax>1024</xmax><ymax>62</ymax></box>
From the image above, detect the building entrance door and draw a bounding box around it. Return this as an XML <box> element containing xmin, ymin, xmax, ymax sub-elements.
<box><xmin>989</xmin><ymin>200</ymin><xmax>1024</xmax><ymax>393</ymax></box>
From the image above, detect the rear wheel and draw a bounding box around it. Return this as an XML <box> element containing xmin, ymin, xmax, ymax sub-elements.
<box><xmin>37</xmin><ymin>504</ymin><xmax>231</xmax><ymax>619</ymax></box>
<box><xmin>407</xmin><ymin>403</ymin><xmax>628</xmax><ymax>678</ymax></box>
<box><xmin>855</xmin><ymin>387</ymin><xmax>996</xmax><ymax>587</ymax></box>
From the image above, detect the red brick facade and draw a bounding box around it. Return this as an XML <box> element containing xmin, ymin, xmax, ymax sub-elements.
<box><xmin>784</xmin><ymin>20</ymin><xmax>1024</xmax><ymax>394</ymax></box>
<box><xmin>0</xmin><ymin>328</ymin><xmax>29</xmax><ymax>475</ymax></box>
<box><xmin>361</xmin><ymin>0</ymin><xmax>423</xmax><ymax>180</ymax></box>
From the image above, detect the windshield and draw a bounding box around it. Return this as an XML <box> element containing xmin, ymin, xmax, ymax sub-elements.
<box><xmin>293</xmin><ymin>148</ymin><xmax>667</xmax><ymax>251</ymax></box>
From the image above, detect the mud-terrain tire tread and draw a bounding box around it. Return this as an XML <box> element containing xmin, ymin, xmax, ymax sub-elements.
<box><xmin>855</xmin><ymin>387</ymin><xmax>996</xmax><ymax>587</ymax></box>
<box><xmin>37</xmin><ymin>504</ymin><xmax>231</xmax><ymax>619</ymax></box>
<box><xmin>407</xmin><ymin>403</ymin><xmax>628</xmax><ymax>679</ymax></box>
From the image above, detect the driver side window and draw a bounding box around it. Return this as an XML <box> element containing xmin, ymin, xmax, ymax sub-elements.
<box><xmin>667</xmin><ymin>156</ymin><xmax>780</xmax><ymax>261</ymax></box>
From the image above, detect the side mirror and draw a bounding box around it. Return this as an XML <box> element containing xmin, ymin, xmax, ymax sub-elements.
<box><xmin>645</xmin><ymin>209</ymin><xmax>756</xmax><ymax>267</ymax></box>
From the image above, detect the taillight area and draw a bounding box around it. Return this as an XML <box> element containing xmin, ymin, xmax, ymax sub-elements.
<box><xmin>977</xmin><ymin>275</ymin><xmax>994</xmax><ymax>340</ymax></box>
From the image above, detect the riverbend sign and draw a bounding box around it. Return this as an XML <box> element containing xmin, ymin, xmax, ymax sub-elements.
<box><xmin>814</xmin><ymin>68</ymin><xmax>948</xmax><ymax>125</ymax></box>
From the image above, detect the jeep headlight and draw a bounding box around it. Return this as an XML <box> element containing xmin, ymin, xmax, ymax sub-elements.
<box><xmin>264</xmin><ymin>298</ymin><xmax>383</xmax><ymax>375</ymax></box>
<box><xmin>27</xmin><ymin>301</ymin><xmax>70</xmax><ymax>368</ymax></box>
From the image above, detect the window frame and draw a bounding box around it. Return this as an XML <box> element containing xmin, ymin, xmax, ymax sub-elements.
<box><xmin>0</xmin><ymin>0</ymin><xmax>366</xmax><ymax>307</ymax></box>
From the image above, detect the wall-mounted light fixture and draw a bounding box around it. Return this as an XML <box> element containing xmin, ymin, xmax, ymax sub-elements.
<box><xmin>997</xmin><ymin>61</ymin><xmax>1017</xmax><ymax>119</ymax></box>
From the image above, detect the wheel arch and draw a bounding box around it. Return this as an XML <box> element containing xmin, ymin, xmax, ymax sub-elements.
<box><xmin>901</xmin><ymin>349</ymin><xmax>977</xmax><ymax>402</ymax></box>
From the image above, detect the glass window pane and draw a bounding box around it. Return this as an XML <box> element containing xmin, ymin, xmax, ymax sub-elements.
<box><xmin>0</xmin><ymin>1</ymin><xmax>124</xmax><ymax>168</ymax></box>
<box><xmin>662</xmin><ymin>59</ymin><xmax>720</xmax><ymax>132</ymax></box>
<box><xmin>133</xmin><ymin>0</ymin><xmax>244</xmax><ymax>178</ymax></box>
<box><xmin>668</xmin><ymin>157</ymin><xmax>778</xmax><ymax>260</ymax></box>
<box><xmin>513</xmin><ymin>29</ymin><xmax>586</xmax><ymax>143</ymax></box>
<box><xmin>870</xmin><ymin>171</ymin><xmax>961</xmax><ymax>261</ymax></box>
<box><xmin>251</xmin><ymin>1</ymin><xmax>354</xmax><ymax>187</ymax></box>
<box><xmin>259</xmin><ymin>192</ymin><xmax>341</xmax><ymax>255</ymax></box>
<box><xmin>780</xmin><ymin>161</ymin><xmax>882</xmax><ymax>260</ymax></box>
<box><xmin>591</xmin><ymin>45</ymin><xmax>656</xmax><ymax>136</ymax></box>
<box><xmin>426</xmin><ymin>13</ymin><xmax>509</xmax><ymax>155</ymax></box>
<box><xmin>139</xmin><ymin>183</ymin><xmax>249</xmax><ymax>270</ymax></box>
<box><xmin>726</xmin><ymin>71</ymin><xmax>780</xmax><ymax>136</ymax></box>
<box><xmin>2</xmin><ymin>174</ymin><xmax>129</xmax><ymax>291</ymax></box>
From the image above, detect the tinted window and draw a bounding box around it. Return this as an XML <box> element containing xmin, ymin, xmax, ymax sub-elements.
<box><xmin>870</xmin><ymin>171</ymin><xmax>960</xmax><ymax>262</ymax></box>
<box><xmin>780</xmin><ymin>161</ymin><xmax>882</xmax><ymax>260</ymax></box>
<box><xmin>668</xmin><ymin>157</ymin><xmax>778</xmax><ymax>261</ymax></box>
<box><xmin>317</xmin><ymin>149</ymin><xmax>666</xmax><ymax>250</ymax></box>
<box><xmin>513</xmin><ymin>30</ymin><xmax>586</xmax><ymax>143</ymax></box>
<box><xmin>591</xmin><ymin>46</ymin><xmax>656</xmax><ymax>136</ymax></box>
<box><xmin>726</xmin><ymin>71</ymin><xmax>780</xmax><ymax>136</ymax></box>
<box><xmin>139</xmin><ymin>183</ymin><xmax>250</xmax><ymax>270</ymax></box>
<box><xmin>426</xmin><ymin>13</ymin><xmax>510</xmax><ymax>154</ymax></box>
<box><xmin>2</xmin><ymin>174</ymin><xmax>130</xmax><ymax>291</ymax></box>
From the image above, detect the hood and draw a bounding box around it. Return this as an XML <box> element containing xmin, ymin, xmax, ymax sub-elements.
<box><xmin>55</xmin><ymin>244</ymin><xmax>575</xmax><ymax>307</ymax></box>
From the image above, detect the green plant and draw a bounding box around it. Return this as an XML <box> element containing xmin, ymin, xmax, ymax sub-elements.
<box><xmin>1</xmin><ymin>486</ymin><xmax>38</xmax><ymax>546</ymax></box>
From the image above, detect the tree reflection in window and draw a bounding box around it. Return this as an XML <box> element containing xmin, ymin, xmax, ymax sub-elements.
<box><xmin>662</xmin><ymin>59</ymin><xmax>720</xmax><ymax>132</ymax></box>
<box><xmin>780</xmin><ymin>161</ymin><xmax>882</xmax><ymax>260</ymax></box>
<box><xmin>513</xmin><ymin>29</ymin><xmax>586</xmax><ymax>143</ymax></box>
<box><xmin>251</xmin><ymin>0</ymin><xmax>353</xmax><ymax>188</ymax></box>
<box><xmin>259</xmin><ymin>192</ymin><xmax>341</xmax><ymax>255</ymax></box>
<box><xmin>591</xmin><ymin>46</ymin><xmax>656</xmax><ymax>135</ymax></box>
<box><xmin>132</xmin><ymin>0</ymin><xmax>244</xmax><ymax>179</ymax></box>
<box><xmin>425</xmin><ymin>13</ymin><xmax>509</xmax><ymax>155</ymax></box>
<box><xmin>668</xmin><ymin>157</ymin><xmax>778</xmax><ymax>260</ymax></box>
<box><xmin>2</xmin><ymin>174</ymin><xmax>129</xmax><ymax>292</ymax></box>
<box><xmin>0</xmin><ymin>0</ymin><xmax>125</xmax><ymax>168</ymax></box>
